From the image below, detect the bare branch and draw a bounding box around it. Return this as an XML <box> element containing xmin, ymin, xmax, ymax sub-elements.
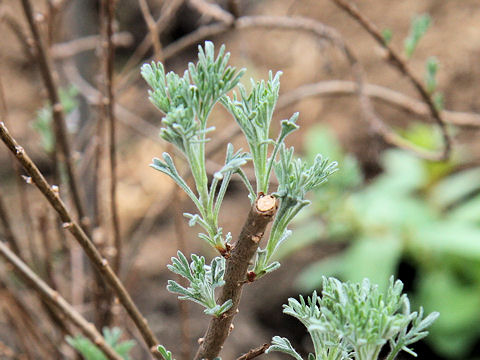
<box><xmin>0</xmin><ymin>241</ymin><xmax>123</xmax><ymax>360</ymax></box>
<box><xmin>0</xmin><ymin>189</ymin><xmax>22</xmax><ymax>257</ymax></box>
<box><xmin>331</xmin><ymin>0</ymin><xmax>451</xmax><ymax>160</ymax></box>
<box><xmin>277</xmin><ymin>80</ymin><xmax>480</xmax><ymax>127</ymax></box>
<box><xmin>0</xmin><ymin>122</ymin><xmax>162</xmax><ymax>359</ymax></box>
<box><xmin>20</xmin><ymin>0</ymin><xmax>89</xmax><ymax>229</ymax></box>
<box><xmin>51</xmin><ymin>32</ymin><xmax>133</xmax><ymax>59</ymax></box>
<box><xmin>188</xmin><ymin>0</ymin><xmax>234</xmax><ymax>24</ymax></box>
<box><xmin>138</xmin><ymin>0</ymin><xmax>163</xmax><ymax>60</ymax></box>
<box><xmin>102</xmin><ymin>0</ymin><xmax>122</xmax><ymax>275</ymax></box>
<box><xmin>236</xmin><ymin>343</ymin><xmax>269</xmax><ymax>360</ymax></box>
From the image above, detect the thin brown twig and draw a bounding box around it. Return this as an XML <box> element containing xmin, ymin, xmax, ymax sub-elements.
<box><xmin>138</xmin><ymin>0</ymin><xmax>163</xmax><ymax>61</ymax></box>
<box><xmin>37</xmin><ymin>209</ymin><xmax>59</xmax><ymax>290</ymax></box>
<box><xmin>0</xmin><ymin>11</ymin><xmax>34</xmax><ymax>61</ymax></box>
<box><xmin>117</xmin><ymin>0</ymin><xmax>184</xmax><ymax>80</ymax></box>
<box><xmin>117</xmin><ymin>22</ymin><xmax>229</xmax><ymax>94</ymax></box>
<box><xmin>195</xmin><ymin>195</ymin><xmax>277</xmax><ymax>360</ymax></box>
<box><xmin>0</xmin><ymin>47</ymin><xmax>36</xmax><ymax>266</ymax></box>
<box><xmin>62</xmin><ymin>60</ymin><xmax>161</xmax><ymax>143</ymax></box>
<box><xmin>276</xmin><ymin>80</ymin><xmax>480</xmax><ymax>127</ymax></box>
<box><xmin>235</xmin><ymin>343</ymin><xmax>269</xmax><ymax>360</ymax></box>
<box><xmin>20</xmin><ymin>0</ymin><xmax>89</xmax><ymax>230</ymax></box>
<box><xmin>188</xmin><ymin>0</ymin><xmax>234</xmax><ymax>24</ymax></box>
<box><xmin>102</xmin><ymin>0</ymin><xmax>122</xmax><ymax>274</ymax></box>
<box><xmin>0</xmin><ymin>189</ymin><xmax>22</xmax><ymax>257</ymax></box>
<box><xmin>0</xmin><ymin>278</ymin><xmax>63</xmax><ymax>358</ymax></box>
<box><xmin>51</xmin><ymin>32</ymin><xmax>133</xmax><ymax>59</ymax></box>
<box><xmin>330</xmin><ymin>0</ymin><xmax>451</xmax><ymax>160</ymax></box>
<box><xmin>0</xmin><ymin>241</ymin><xmax>124</xmax><ymax>360</ymax></box>
<box><xmin>0</xmin><ymin>122</ymin><xmax>162</xmax><ymax>358</ymax></box>
<box><xmin>0</xmin><ymin>339</ymin><xmax>16</xmax><ymax>359</ymax></box>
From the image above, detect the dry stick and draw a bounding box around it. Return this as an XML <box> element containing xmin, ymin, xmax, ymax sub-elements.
<box><xmin>195</xmin><ymin>195</ymin><xmax>277</xmax><ymax>360</ymax></box>
<box><xmin>276</xmin><ymin>80</ymin><xmax>480</xmax><ymax>127</ymax></box>
<box><xmin>189</xmin><ymin>0</ymin><xmax>234</xmax><ymax>24</ymax></box>
<box><xmin>0</xmin><ymin>123</ymin><xmax>162</xmax><ymax>359</ymax></box>
<box><xmin>117</xmin><ymin>0</ymin><xmax>184</xmax><ymax>81</ymax></box>
<box><xmin>20</xmin><ymin>0</ymin><xmax>88</xmax><ymax>230</ymax></box>
<box><xmin>0</xmin><ymin>339</ymin><xmax>16</xmax><ymax>359</ymax></box>
<box><xmin>3</xmin><ymin>311</ymin><xmax>36</xmax><ymax>360</ymax></box>
<box><xmin>0</xmin><ymin>242</ymin><xmax>123</xmax><ymax>360</ymax></box>
<box><xmin>38</xmin><ymin>210</ymin><xmax>59</xmax><ymax>290</ymax></box>
<box><xmin>138</xmin><ymin>0</ymin><xmax>163</xmax><ymax>61</ymax></box>
<box><xmin>0</xmin><ymin>190</ymin><xmax>22</xmax><ymax>257</ymax></box>
<box><xmin>0</xmin><ymin>279</ymin><xmax>61</xmax><ymax>358</ymax></box>
<box><xmin>102</xmin><ymin>0</ymin><xmax>122</xmax><ymax>275</ymax></box>
<box><xmin>52</xmin><ymin>32</ymin><xmax>133</xmax><ymax>59</ymax></box>
<box><xmin>0</xmin><ymin>11</ymin><xmax>34</xmax><ymax>61</ymax></box>
<box><xmin>330</xmin><ymin>0</ymin><xmax>451</xmax><ymax>160</ymax></box>
<box><xmin>92</xmin><ymin>3</ymin><xmax>115</xmax><ymax>327</ymax></box>
<box><xmin>0</xmin><ymin>58</ymin><xmax>36</xmax><ymax>265</ymax></box>
<box><xmin>235</xmin><ymin>343</ymin><xmax>269</xmax><ymax>360</ymax></box>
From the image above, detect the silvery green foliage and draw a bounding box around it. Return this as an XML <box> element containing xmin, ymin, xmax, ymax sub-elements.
<box><xmin>267</xmin><ymin>277</ymin><xmax>439</xmax><ymax>360</ymax></box>
<box><xmin>253</xmin><ymin>146</ymin><xmax>338</xmax><ymax>278</ymax></box>
<box><xmin>143</xmin><ymin>42</ymin><xmax>338</xmax><ymax>360</ymax></box>
<box><xmin>221</xmin><ymin>71</ymin><xmax>283</xmax><ymax>195</ymax></box>
<box><xmin>166</xmin><ymin>251</ymin><xmax>232</xmax><ymax>317</ymax></box>
<box><xmin>142</xmin><ymin>42</ymin><xmax>245</xmax><ymax>252</ymax></box>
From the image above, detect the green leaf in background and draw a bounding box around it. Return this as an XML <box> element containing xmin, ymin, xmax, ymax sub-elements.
<box><xmin>415</xmin><ymin>270</ymin><xmax>480</xmax><ymax>358</ymax></box>
<box><xmin>404</xmin><ymin>13</ymin><xmax>432</xmax><ymax>58</ymax></box>
<box><xmin>374</xmin><ymin>149</ymin><xmax>426</xmax><ymax>195</ymax></box>
<box><xmin>415</xmin><ymin>222</ymin><xmax>480</xmax><ymax>259</ymax></box>
<box><xmin>32</xmin><ymin>86</ymin><xmax>79</xmax><ymax>154</ymax></box>
<box><xmin>449</xmin><ymin>195</ymin><xmax>480</xmax><ymax>224</ymax></box>
<box><xmin>304</xmin><ymin>125</ymin><xmax>362</xmax><ymax>191</ymax></box>
<box><xmin>429</xmin><ymin>167</ymin><xmax>480</xmax><ymax>210</ymax></box>
<box><xmin>297</xmin><ymin>235</ymin><xmax>402</xmax><ymax>292</ymax></box>
<box><xmin>66</xmin><ymin>327</ymin><xmax>135</xmax><ymax>360</ymax></box>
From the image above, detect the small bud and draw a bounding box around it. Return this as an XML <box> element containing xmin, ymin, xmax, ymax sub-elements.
<box><xmin>197</xmin><ymin>337</ymin><xmax>204</xmax><ymax>345</ymax></box>
<box><xmin>51</xmin><ymin>185</ymin><xmax>59</xmax><ymax>194</ymax></box>
<box><xmin>101</xmin><ymin>258</ymin><xmax>108</xmax><ymax>266</ymax></box>
<box><xmin>15</xmin><ymin>146</ymin><xmax>24</xmax><ymax>156</ymax></box>
<box><xmin>34</xmin><ymin>12</ymin><xmax>45</xmax><ymax>23</ymax></box>
<box><xmin>62</xmin><ymin>222</ymin><xmax>73</xmax><ymax>229</ymax></box>
<box><xmin>21</xmin><ymin>175</ymin><xmax>32</xmax><ymax>184</ymax></box>
<box><xmin>229</xmin><ymin>324</ymin><xmax>234</xmax><ymax>333</ymax></box>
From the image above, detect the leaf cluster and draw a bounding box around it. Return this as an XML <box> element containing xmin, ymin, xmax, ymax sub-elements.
<box><xmin>267</xmin><ymin>277</ymin><xmax>438</xmax><ymax>360</ymax></box>
<box><xmin>166</xmin><ymin>251</ymin><xmax>232</xmax><ymax>317</ymax></box>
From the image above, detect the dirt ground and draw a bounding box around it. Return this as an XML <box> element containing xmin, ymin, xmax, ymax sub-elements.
<box><xmin>1</xmin><ymin>0</ymin><xmax>480</xmax><ymax>359</ymax></box>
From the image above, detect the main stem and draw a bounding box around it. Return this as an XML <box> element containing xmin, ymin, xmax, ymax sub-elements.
<box><xmin>194</xmin><ymin>194</ymin><xmax>277</xmax><ymax>360</ymax></box>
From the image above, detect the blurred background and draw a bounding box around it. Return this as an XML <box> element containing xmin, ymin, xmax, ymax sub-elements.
<box><xmin>1</xmin><ymin>0</ymin><xmax>480</xmax><ymax>359</ymax></box>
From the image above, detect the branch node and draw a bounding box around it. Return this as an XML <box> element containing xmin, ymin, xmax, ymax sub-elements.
<box><xmin>62</xmin><ymin>222</ymin><xmax>73</xmax><ymax>229</ymax></box>
<box><xmin>21</xmin><ymin>175</ymin><xmax>32</xmax><ymax>184</ymax></box>
<box><xmin>14</xmin><ymin>146</ymin><xmax>24</xmax><ymax>156</ymax></box>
